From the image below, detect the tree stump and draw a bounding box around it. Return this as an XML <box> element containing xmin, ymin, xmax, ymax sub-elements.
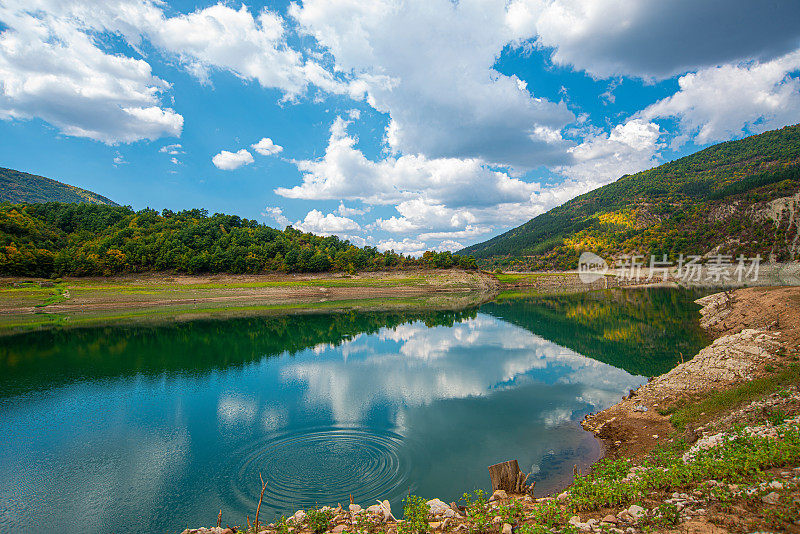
<box><xmin>487</xmin><ymin>460</ymin><xmax>520</xmax><ymax>492</ymax></box>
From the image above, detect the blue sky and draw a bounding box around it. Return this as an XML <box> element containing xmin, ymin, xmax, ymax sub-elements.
<box><xmin>1</xmin><ymin>1</ymin><xmax>799</xmax><ymax>255</ymax></box>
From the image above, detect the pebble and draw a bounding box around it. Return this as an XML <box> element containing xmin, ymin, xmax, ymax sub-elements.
<box><xmin>633</xmin><ymin>405</ymin><xmax>648</xmax><ymax>412</ymax></box>
<box><xmin>502</xmin><ymin>523</ymin><xmax>512</xmax><ymax>534</ymax></box>
<box><xmin>427</xmin><ymin>498</ymin><xmax>451</xmax><ymax>516</ymax></box>
<box><xmin>601</xmin><ymin>514</ymin><xmax>618</xmax><ymax>524</ymax></box>
<box><xmin>489</xmin><ymin>490</ymin><xmax>508</xmax><ymax>502</ymax></box>
<box><xmin>627</xmin><ymin>505</ymin><xmax>646</xmax><ymax>520</ymax></box>
<box><xmin>331</xmin><ymin>525</ymin><xmax>346</xmax><ymax>534</ymax></box>
<box><xmin>762</xmin><ymin>492</ymin><xmax>780</xmax><ymax>505</ymax></box>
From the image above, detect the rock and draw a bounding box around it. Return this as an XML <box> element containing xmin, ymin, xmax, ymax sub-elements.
<box><xmin>627</xmin><ymin>505</ymin><xmax>646</xmax><ymax>520</ymax></box>
<box><xmin>601</xmin><ymin>515</ymin><xmax>618</xmax><ymax>524</ymax></box>
<box><xmin>762</xmin><ymin>492</ymin><xmax>780</xmax><ymax>505</ymax></box>
<box><xmin>489</xmin><ymin>489</ymin><xmax>508</xmax><ymax>502</ymax></box>
<box><xmin>769</xmin><ymin>480</ymin><xmax>784</xmax><ymax>490</ymax></box>
<box><xmin>349</xmin><ymin>504</ymin><xmax>362</xmax><ymax>513</ymax></box>
<box><xmin>633</xmin><ymin>405</ymin><xmax>648</xmax><ymax>412</ymax></box>
<box><xmin>557</xmin><ymin>491</ymin><xmax>569</xmax><ymax>501</ymax></box>
<box><xmin>502</xmin><ymin>523</ymin><xmax>512</xmax><ymax>534</ymax></box>
<box><xmin>440</xmin><ymin>508</ymin><xmax>456</xmax><ymax>518</ymax></box>
<box><xmin>426</xmin><ymin>498</ymin><xmax>450</xmax><ymax>516</ymax></box>
<box><xmin>429</xmin><ymin>522</ymin><xmax>442</xmax><ymax>530</ymax></box>
<box><xmin>331</xmin><ymin>525</ymin><xmax>347</xmax><ymax>534</ymax></box>
<box><xmin>377</xmin><ymin>500</ymin><xmax>396</xmax><ymax>522</ymax></box>
<box><xmin>292</xmin><ymin>511</ymin><xmax>307</xmax><ymax>524</ymax></box>
<box><xmin>617</xmin><ymin>511</ymin><xmax>633</xmax><ymax>523</ymax></box>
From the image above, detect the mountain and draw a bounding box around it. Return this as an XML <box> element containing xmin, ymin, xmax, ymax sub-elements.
<box><xmin>459</xmin><ymin>124</ymin><xmax>800</xmax><ymax>269</ymax></box>
<box><xmin>0</xmin><ymin>167</ymin><xmax>118</xmax><ymax>206</ymax></box>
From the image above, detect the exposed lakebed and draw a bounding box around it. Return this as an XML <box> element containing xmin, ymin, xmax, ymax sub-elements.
<box><xmin>0</xmin><ymin>289</ymin><xmax>707</xmax><ymax>533</ymax></box>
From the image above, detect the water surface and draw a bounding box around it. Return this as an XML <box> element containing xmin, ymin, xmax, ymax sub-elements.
<box><xmin>0</xmin><ymin>289</ymin><xmax>707</xmax><ymax>533</ymax></box>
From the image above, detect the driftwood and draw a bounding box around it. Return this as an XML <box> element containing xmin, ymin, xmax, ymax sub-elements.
<box><xmin>255</xmin><ymin>473</ymin><xmax>268</xmax><ymax>531</ymax></box>
<box><xmin>488</xmin><ymin>460</ymin><xmax>534</xmax><ymax>495</ymax></box>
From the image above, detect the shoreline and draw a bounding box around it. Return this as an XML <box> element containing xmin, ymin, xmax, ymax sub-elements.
<box><xmin>183</xmin><ymin>285</ymin><xmax>800</xmax><ymax>534</ymax></box>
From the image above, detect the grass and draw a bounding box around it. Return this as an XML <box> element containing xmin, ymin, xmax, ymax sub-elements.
<box><xmin>0</xmin><ymin>271</ymin><xmax>490</xmax><ymax>334</ymax></box>
<box><xmin>398</xmin><ymin>495</ymin><xmax>429</xmax><ymax>534</ymax></box>
<box><xmin>569</xmin><ymin>419</ymin><xmax>800</xmax><ymax>513</ymax></box>
<box><xmin>0</xmin><ymin>292</ymin><xmax>486</xmax><ymax>334</ymax></box>
<box><xmin>664</xmin><ymin>363</ymin><xmax>800</xmax><ymax>430</ymax></box>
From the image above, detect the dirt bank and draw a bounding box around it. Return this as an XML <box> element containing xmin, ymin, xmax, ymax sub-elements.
<box><xmin>582</xmin><ymin>286</ymin><xmax>800</xmax><ymax>460</ymax></box>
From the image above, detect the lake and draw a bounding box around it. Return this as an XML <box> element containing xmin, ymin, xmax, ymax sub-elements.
<box><xmin>0</xmin><ymin>288</ymin><xmax>707</xmax><ymax>533</ymax></box>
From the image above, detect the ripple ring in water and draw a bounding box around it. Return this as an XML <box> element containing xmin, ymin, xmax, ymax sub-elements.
<box><xmin>226</xmin><ymin>428</ymin><xmax>413</xmax><ymax>516</ymax></box>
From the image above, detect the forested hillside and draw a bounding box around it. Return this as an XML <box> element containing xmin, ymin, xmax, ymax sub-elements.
<box><xmin>0</xmin><ymin>203</ymin><xmax>476</xmax><ymax>277</ymax></box>
<box><xmin>0</xmin><ymin>167</ymin><xmax>118</xmax><ymax>205</ymax></box>
<box><xmin>459</xmin><ymin>124</ymin><xmax>800</xmax><ymax>269</ymax></box>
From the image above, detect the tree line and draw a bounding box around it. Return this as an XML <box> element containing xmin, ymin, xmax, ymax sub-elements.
<box><xmin>0</xmin><ymin>202</ymin><xmax>477</xmax><ymax>277</ymax></box>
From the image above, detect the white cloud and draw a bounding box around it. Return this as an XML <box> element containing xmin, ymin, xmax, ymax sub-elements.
<box><xmin>293</xmin><ymin>209</ymin><xmax>361</xmax><ymax>235</ymax></box>
<box><xmin>376</xmin><ymin>238</ymin><xmax>428</xmax><ymax>257</ymax></box>
<box><xmin>159</xmin><ymin>143</ymin><xmax>183</xmax><ymax>155</ymax></box>
<box><xmin>251</xmin><ymin>137</ymin><xmax>284</xmax><ymax>156</ymax></box>
<box><xmin>0</xmin><ymin>1</ymin><xmax>183</xmax><ymax>144</ymax></box>
<box><xmin>290</xmin><ymin>0</ymin><xmax>574</xmax><ymax>167</ymax></box>
<box><xmin>641</xmin><ymin>51</ymin><xmax>800</xmax><ymax>146</ymax></box>
<box><xmin>557</xmin><ymin>119</ymin><xmax>663</xmax><ymax>182</ymax></box>
<box><xmin>263</xmin><ymin>206</ymin><xmax>290</xmax><ymax>228</ymax></box>
<box><xmin>277</xmin><ymin>117</ymin><xmax>544</xmax><ymax>208</ymax></box>
<box><xmin>418</xmin><ymin>226</ymin><xmax>493</xmax><ymax>241</ymax></box>
<box><xmin>510</xmin><ymin>0</ymin><xmax>800</xmax><ymax>80</ymax></box>
<box><xmin>336</xmin><ymin>201</ymin><xmax>370</xmax><ymax>217</ymax></box>
<box><xmin>276</xmin><ymin>116</ymin><xmax>620</xmax><ymax>249</ymax></box>
<box><xmin>212</xmin><ymin>148</ymin><xmax>254</xmax><ymax>170</ymax></box>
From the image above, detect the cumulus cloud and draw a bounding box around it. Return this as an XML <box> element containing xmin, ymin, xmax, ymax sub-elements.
<box><xmin>641</xmin><ymin>51</ymin><xmax>800</xmax><ymax>146</ymax></box>
<box><xmin>212</xmin><ymin>148</ymin><xmax>254</xmax><ymax>170</ymax></box>
<box><xmin>263</xmin><ymin>206</ymin><xmax>290</xmax><ymax>228</ymax></box>
<box><xmin>291</xmin><ymin>0</ymin><xmax>574</xmax><ymax>167</ymax></box>
<box><xmin>276</xmin><ymin>116</ymin><xmax>625</xmax><ymax>249</ymax></box>
<box><xmin>336</xmin><ymin>202</ymin><xmax>370</xmax><ymax>217</ymax></box>
<box><xmin>510</xmin><ymin>0</ymin><xmax>800</xmax><ymax>80</ymax></box>
<box><xmin>251</xmin><ymin>137</ymin><xmax>283</xmax><ymax>156</ymax></box>
<box><xmin>376</xmin><ymin>238</ymin><xmax>428</xmax><ymax>257</ymax></box>
<box><xmin>277</xmin><ymin>117</ymin><xmax>544</xmax><ymax>208</ymax></box>
<box><xmin>159</xmin><ymin>143</ymin><xmax>184</xmax><ymax>155</ymax></box>
<box><xmin>293</xmin><ymin>209</ymin><xmax>361</xmax><ymax>235</ymax></box>
<box><xmin>558</xmin><ymin>119</ymin><xmax>663</xmax><ymax>182</ymax></box>
<box><xmin>0</xmin><ymin>1</ymin><xmax>183</xmax><ymax>144</ymax></box>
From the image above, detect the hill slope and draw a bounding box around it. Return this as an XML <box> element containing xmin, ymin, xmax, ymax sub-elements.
<box><xmin>459</xmin><ymin>124</ymin><xmax>800</xmax><ymax>268</ymax></box>
<box><xmin>0</xmin><ymin>167</ymin><xmax>118</xmax><ymax>206</ymax></box>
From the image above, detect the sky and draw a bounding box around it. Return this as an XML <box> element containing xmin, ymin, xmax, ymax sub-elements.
<box><xmin>1</xmin><ymin>1</ymin><xmax>800</xmax><ymax>255</ymax></box>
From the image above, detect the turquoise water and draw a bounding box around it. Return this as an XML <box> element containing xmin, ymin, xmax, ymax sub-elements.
<box><xmin>0</xmin><ymin>289</ymin><xmax>707</xmax><ymax>533</ymax></box>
